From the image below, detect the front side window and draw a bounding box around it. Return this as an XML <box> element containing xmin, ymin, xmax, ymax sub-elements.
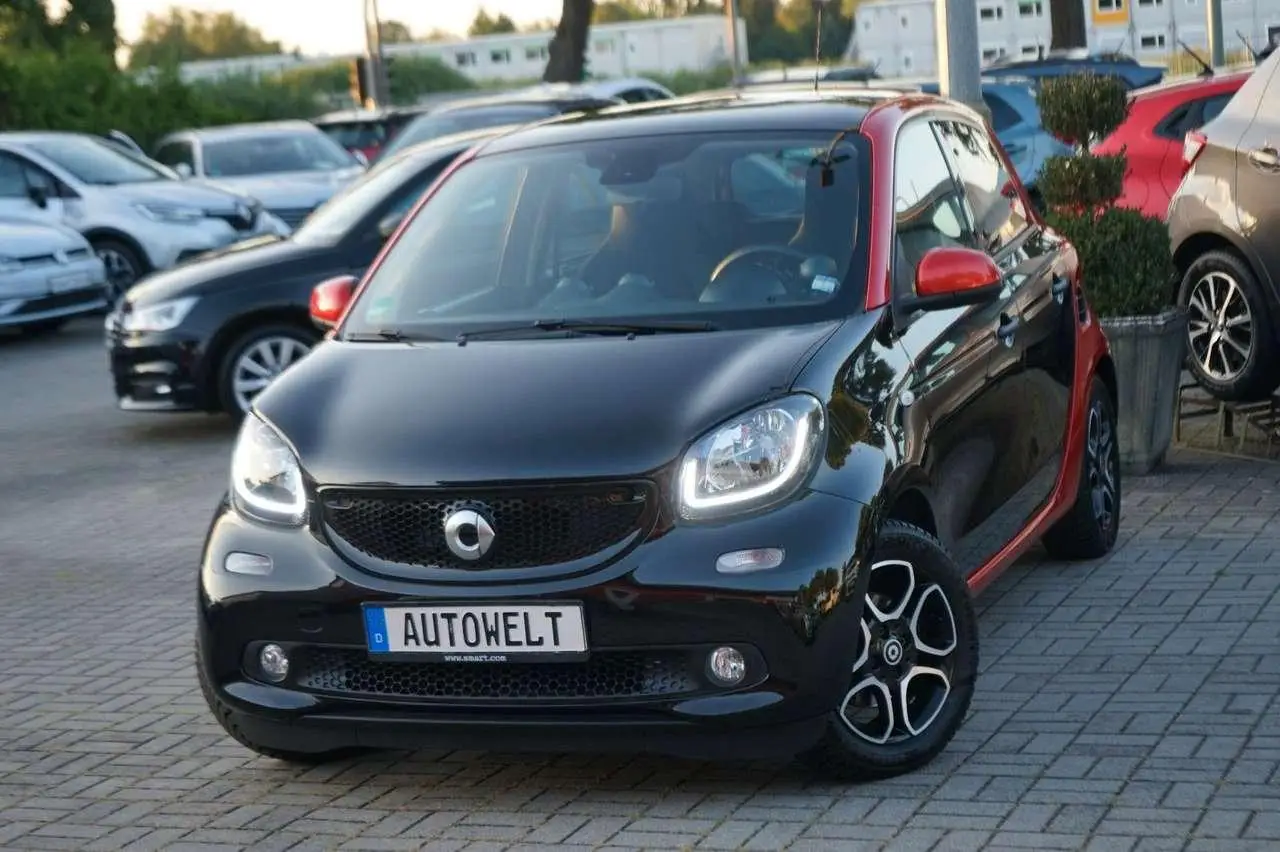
<box><xmin>342</xmin><ymin>132</ymin><xmax>870</xmax><ymax>339</ymax></box>
<box><xmin>26</xmin><ymin>136</ymin><xmax>167</xmax><ymax>185</ymax></box>
<box><xmin>202</xmin><ymin>132</ymin><xmax>355</xmax><ymax>178</ymax></box>
<box><xmin>154</xmin><ymin>141</ymin><xmax>194</xmax><ymax>169</ymax></box>
<box><xmin>934</xmin><ymin>119</ymin><xmax>1027</xmax><ymax>253</ymax></box>
<box><xmin>893</xmin><ymin>120</ymin><xmax>974</xmax><ymax>297</ymax></box>
<box><xmin>0</xmin><ymin>153</ymin><xmax>27</xmax><ymax>198</ymax></box>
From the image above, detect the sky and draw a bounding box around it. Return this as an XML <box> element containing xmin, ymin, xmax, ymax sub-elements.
<box><xmin>113</xmin><ymin>0</ymin><xmax>567</xmax><ymax>55</ymax></box>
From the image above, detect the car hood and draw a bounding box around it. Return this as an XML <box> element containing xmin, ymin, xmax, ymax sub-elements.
<box><xmin>255</xmin><ymin>320</ymin><xmax>844</xmax><ymax>487</ymax></box>
<box><xmin>197</xmin><ymin>169</ymin><xmax>363</xmax><ymax>208</ymax></box>
<box><xmin>0</xmin><ymin>217</ymin><xmax>87</xmax><ymax>253</ymax></box>
<box><xmin>115</xmin><ymin>179</ymin><xmax>251</xmax><ymax>212</ymax></box>
<box><xmin>123</xmin><ymin>236</ymin><xmax>318</xmax><ymax>305</ymax></box>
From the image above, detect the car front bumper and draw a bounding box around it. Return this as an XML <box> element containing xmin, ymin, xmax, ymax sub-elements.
<box><xmin>198</xmin><ymin>488</ymin><xmax>874</xmax><ymax>760</ymax></box>
<box><xmin>105</xmin><ymin>319</ymin><xmax>209</xmax><ymax>411</ymax></box>
<box><xmin>0</xmin><ymin>258</ymin><xmax>108</xmax><ymax>328</ymax></box>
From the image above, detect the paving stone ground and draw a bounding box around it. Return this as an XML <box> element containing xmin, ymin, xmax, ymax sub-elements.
<box><xmin>1</xmin><ymin>321</ymin><xmax>1278</xmax><ymax>852</ymax></box>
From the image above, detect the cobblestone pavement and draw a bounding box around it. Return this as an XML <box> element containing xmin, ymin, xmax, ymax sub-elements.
<box><xmin>1</xmin><ymin>321</ymin><xmax>1278</xmax><ymax>852</ymax></box>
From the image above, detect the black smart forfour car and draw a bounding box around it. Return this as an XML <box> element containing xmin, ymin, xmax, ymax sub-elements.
<box><xmin>198</xmin><ymin>87</ymin><xmax>1121</xmax><ymax>780</ymax></box>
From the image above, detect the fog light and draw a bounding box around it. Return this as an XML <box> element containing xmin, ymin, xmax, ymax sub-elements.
<box><xmin>715</xmin><ymin>548</ymin><xmax>784</xmax><ymax>574</ymax></box>
<box><xmin>707</xmin><ymin>646</ymin><xmax>746</xmax><ymax>686</ymax></box>
<box><xmin>225</xmin><ymin>552</ymin><xmax>272</xmax><ymax>575</ymax></box>
<box><xmin>258</xmin><ymin>644</ymin><xmax>289</xmax><ymax>682</ymax></box>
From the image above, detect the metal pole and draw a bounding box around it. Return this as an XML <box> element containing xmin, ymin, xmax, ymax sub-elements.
<box><xmin>935</xmin><ymin>0</ymin><xmax>984</xmax><ymax>113</ymax></box>
<box><xmin>364</xmin><ymin>0</ymin><xmax>390</xmax><ymax>105</ymax></box>
<box><xmin>1206</xmin><ymin>0</ymin><xmax>1225</xmax><ymax>67</ymax></box>
<box><xmin>725</xmin><ymin>0</ymin><xmax>744</xmax><ymax>85</ymax></box>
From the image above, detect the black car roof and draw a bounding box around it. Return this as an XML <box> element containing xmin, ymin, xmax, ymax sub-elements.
<box><xmin>474</xmin><ymin>88</ymin><xmax>903</xmax><ymax>156</ymax></box>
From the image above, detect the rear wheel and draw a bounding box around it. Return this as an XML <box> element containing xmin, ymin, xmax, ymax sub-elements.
<box><xmin>1179</xmin><ymin>249</ymin><xmax>1280</xmax><ymax>401</ymax></box>
<box><xmin>91</xmin><ymin>238</ymin><xmax>146</xmax><ymax>305</ymax></box>
<box><xmin>799</xmin><ymin>521</ymin><xmax>979</xmax><ymax>781</ymax></box>
<box><xmin>216</xmin><ymin>324</ymin><xmax>318</xmax><ymax>418</ymax></box>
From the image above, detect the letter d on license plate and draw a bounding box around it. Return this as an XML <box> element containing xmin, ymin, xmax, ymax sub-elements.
<box><xmin>364</xmin><ymin>602</ymin><xmax>588</xmax><ymax>662</ymax></box>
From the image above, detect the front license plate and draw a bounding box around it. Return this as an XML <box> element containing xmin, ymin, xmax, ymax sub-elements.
<box><xmin>364</xmin><ymin>602</ymin><xmax>588</xmax><ymax>662</ymax></box>
<box><xmin>49</xmin><ymin>272</ymin><xmax>91</xmax><ymax>294</ymax></box>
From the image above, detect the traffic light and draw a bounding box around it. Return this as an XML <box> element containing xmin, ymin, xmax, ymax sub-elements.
<box><xmin>349</xmin><ymin>56</ymin><xmax>371</xmax><ymax>107</ymax></box>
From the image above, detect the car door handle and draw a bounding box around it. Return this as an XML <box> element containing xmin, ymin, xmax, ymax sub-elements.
<box><xmin>1051</xmin><ymin>275</ymin><xmax>1069</xmax><ymax>304</ymax></box>
<box><xmin>997</xmin><ymin>314</ymin><xmax>1020</xmax><ymax>346</ymax></box>
<box><xmin>1248</xmin><ymin>147</ymin><xmax>1280</xmax><ymax>172</ymax></box>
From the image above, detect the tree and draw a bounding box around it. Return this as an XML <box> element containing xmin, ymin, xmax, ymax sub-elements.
<box><xmin>127</xmin><ymin>8</ymin><xmax>284</xmax><ymax>69</ymax></box>
<box><xmin>0</xmin><ymin>0</ymin><xmax>54</xmax><ymax>50</ymax></box>
<box><xmin>379</xmin><ymin>19</ymin><xmax>414</xmax><ymax>44</ymax></box>
<box><xmin>594</xmin><ymin>0</ymin><xmax>650</xmax><ymax>21</ymax></box>
<box><xmin>1049</xmin><ymin>0</ymin><xmax>1087</xmax><ymax>50</ymax></box>
<box><xmin>543</xmin><ymin>0</ymin><xmax>594</xmax><ymax>82</ymax></box>
<box><xmin>469</xmin><ymin>8</ymin><xmax>517</xmax><ymax>36</ymax></box>
<box><xmin>59</xmin><ymin>0</ymin><xmax>117</xmax><ymax>53</ymax></box>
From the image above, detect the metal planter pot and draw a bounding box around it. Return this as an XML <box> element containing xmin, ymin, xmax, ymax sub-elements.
<box><xmin>1100</xmin><ymin>308</ymin><xmax>1188</xmax><ymax>475</ymax></box>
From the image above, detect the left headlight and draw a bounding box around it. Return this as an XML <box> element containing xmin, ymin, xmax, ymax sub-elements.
<box><xmin>677</xmin><ymin>393</ymin><xmax>826</xmax><ymax>520</ymax></box>
<box><xmin>121</xmin><ymin>296</ymin><xmax>198</xmax><ymax>333</ymax></box>
<box><xmin>230</xmin><ymin>415</ymin><xmax>307</xmax><ymax>526</ymax></box>
<box><xmin>133</xmin><ymin>202</ymin><xmax>205</xmax><ymax>224</ymax></box>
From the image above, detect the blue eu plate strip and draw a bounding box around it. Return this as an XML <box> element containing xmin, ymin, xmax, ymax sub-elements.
<box><xmin>364</xmin><ymin>607</ymin><xmax>390</xmax><ymax>652</ymax></box>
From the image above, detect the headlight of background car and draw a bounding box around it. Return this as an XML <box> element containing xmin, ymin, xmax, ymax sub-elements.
<box><xmin>0</xmin><ymin>255</ymin><xmax>24</xmax><ymax>274</ymax></box>
<box><xmin>133</xmin><ymin>202</ymin><xmax>205</xmax><ymax>224</ymax></box>
<box><xmin>677</xmin><ymin>393</ymin><xmax>825</xmax><ymax>520</ymax></box>
<box><xmin>230</xmin><ymin>416</ymin><xmax>307</xmax><ymax>526</ymax></box>
<box><xmin>121</xmin><ymin>296</ymin><xmax>198</xmax><ymax>333</ymax></box>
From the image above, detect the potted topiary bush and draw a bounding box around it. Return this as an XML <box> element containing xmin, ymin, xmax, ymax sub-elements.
<box><xmin>1036</xmin><ymin>72</ymin><xmax>1185</xmax><ymax>474</ymax></box>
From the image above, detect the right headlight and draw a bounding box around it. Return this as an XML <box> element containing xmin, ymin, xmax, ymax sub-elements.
<box><xmin>121</xmin><ymin>296</ymin><xmax>198</xmax><ymax>333</ymax></box>
<box><xmin>677</xmin><ymin>393</ymin><xmax>826</xmax><ymax>520</ymax></box>
<box><xmin>230</xmin><ymin>415</ymin><xmax>307</xmax><ymax>526</ymax></box>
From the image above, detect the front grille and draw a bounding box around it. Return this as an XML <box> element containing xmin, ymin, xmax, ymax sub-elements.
<box><xmin>321</xmin><ymin>485</ymin><xmax>651</xmax><ymax>571</ymax></box>
<box><xmin>270</xmin><ymin>206</ymin><xmax>314</xmax><ymax>229</ymax></box>
<box><xmin>292</xmin><ymin>648</ymin><xmax>698</xmax><ymax>701</ymax></box>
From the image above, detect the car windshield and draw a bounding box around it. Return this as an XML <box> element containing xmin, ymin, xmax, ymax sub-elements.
<box><xmin>293</xmin><ymin>147</ymin><xmax>456</xmax><ymax>246</ymax></box>
<box><xmin>379</xmin><ymin>106</ymin><xmax>554</xmax><ymax>159</ymax></box>
<box><xmin>319</xmin><ymin>121</ymin><xmax>387</xmax><ymax>151</ymax></box>
<box><xmin>202</xmin><ymin>131</ymin><xmax>355</xmax><ymax>177</ymax></box>
<box><xmin>29</xmin><ymin>136</ymin><xmax>168</xmax><ymax>185</ymax></box>
<box><xmin>342</xmin><ymin>130</ymin><xmax>869</xmax><ymax>340</ymax></box>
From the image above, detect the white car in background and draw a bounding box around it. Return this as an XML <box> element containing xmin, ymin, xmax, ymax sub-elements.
<box><xmin>0</xmin><ymin>217</ymin><xmax>108</xmax><ymax>334</ymax></box>
<box><xmin>152</xmin><ymin>121</ymin><xmax>367</xmax><ymax>232</ymax></box>
<box><xmin>0</xmin><ymin>132</ymin><xmax>290</xmax><ymax>304</ymax></box>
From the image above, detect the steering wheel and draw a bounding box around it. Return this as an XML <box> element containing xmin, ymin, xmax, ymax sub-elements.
<box><xmin>710</xmin><ymin>245</ymin><xmax>814</xmax><ymax>291</ymax></box>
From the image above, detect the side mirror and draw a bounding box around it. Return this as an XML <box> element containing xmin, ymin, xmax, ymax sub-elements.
<box><xmin>27</xmin><ymin>185</ymin><xmax>48</xmax><ymax>208</ymax></box>
<box><xmin>377</xmin><ymin>211</ymin><xmax>404</xmax><ymax>240</ymax></box>
<box><xmin>901</xmin><ymin>246</ymin><xmax>1003</xmax><ymax>313</ymax></box>
<box><xmin>309</xmin><ymin>274</ymin><xmax>357</xmax><ymax>329</ymax></box>
<box><xmin>174</xmin><ymin>163</ymin><xmax>193</xmax><ymax>179</ymax></box>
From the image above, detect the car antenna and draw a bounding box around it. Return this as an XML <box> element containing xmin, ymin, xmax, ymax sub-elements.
<box><xmin>1237</xmin><ymin>30</ymin><xmax>1257</xmax><ymax>62</ymax></box>
<box><xmin>1178</xmin><ymin>39</ymin><xmax>1214</xmax><ymax>77</ymax></box>
<box><xmin>813</xmin><ymin>0</ymin><xmax>830</xmax><ymax>92</ymax></box>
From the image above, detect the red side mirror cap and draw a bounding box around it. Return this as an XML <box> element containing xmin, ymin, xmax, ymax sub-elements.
<box><xmin>906</xmin><ymin>246</ymin><xmax>1003</xmax><ymax>312</ymax></box>
<box><xmin>309</xmin><ymin>274</ymin><xmax>357</xmax><ymax>329</ymax></box>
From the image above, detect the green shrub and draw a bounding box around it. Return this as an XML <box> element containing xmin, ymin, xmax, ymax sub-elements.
<box><xmin>650</xmin><ymin>64</ymin><xmax>734</xmax><ymax>95</ymax></box>
<box><xmin>1035</xmin><ymin>70</ymin><xmax>1174</xmax><ymax>317</ymax></box>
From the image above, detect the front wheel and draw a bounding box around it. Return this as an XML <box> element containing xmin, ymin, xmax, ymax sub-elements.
<box><xmin>216</xmin><ymin>324</ymin><xmax>318</xmax><ymax>418</ymax></box>
<box><xmin>799</xmin><ymin>521</ymin><xmax>979</xmax><ymax>781</ymax></box>
<box><xmin>1042</xmin><ymin>377</ymin><xmax>1121</xmax><ymax>560</ymax></box>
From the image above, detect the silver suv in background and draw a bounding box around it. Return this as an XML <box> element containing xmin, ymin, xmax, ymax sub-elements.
<box><xmin>153</xmin><ymin>121</ymin><xmax>366</xmax><ymax>231</ymax></box>
<box><xmin>0</xmin><ymin>217</ymin><xmax>107</xmax><ymax>334</ymax></box>
<box><xmin>0</xmin><ymin>132</ymin><xmax>290</xmax><ymax>303</ymax></box>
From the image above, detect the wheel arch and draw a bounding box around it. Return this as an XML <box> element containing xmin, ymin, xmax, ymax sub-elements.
<box><xmin>82</xmin><ymin>227</ymin><xmax>153</xmax><ymax>273</ymax></box>
<box><xmin>200</xmin><ymin>305</ymin><xmax>320</xmax><ymax>406</ymax></box>
<box><xmin>880</xmin><ymin>484</ymin><xmax>939</xmax><ymax>541</ymax></box>
<box><xmin>1094</xmin><ymin>352</ymin><xmax>1118</xmax><ymax>411</ymax></box>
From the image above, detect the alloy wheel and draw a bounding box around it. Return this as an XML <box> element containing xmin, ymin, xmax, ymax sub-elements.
<box><xmin>231</xmin><ymin>336</ymin><xmax>311</xmax><ymax>413</ymax></box>
<box><xmin>839</xmin><ymin>558</ymin><xmax>958</xmax><ymax>745</ymax></box>
<box><xmin>1188</xmin><ymin>271</ymin><xmax>1253</xmax><ymax>381</ymax></box>
<box><xmin>97</xmin><ymin>248</ymin><xmax>139</xmax><ymax>304</ymax></box>
<box><xmin>1086</xmin><ymin>399</ymin><xmax>1118</xmax><ymax>535</ymax></box>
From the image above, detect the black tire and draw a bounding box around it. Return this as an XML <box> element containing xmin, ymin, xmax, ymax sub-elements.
<box><xmin>195</xmin><ymin>642</ymin><xmax>363</xmax><ymax>765</ymax></box>
<box><xmin>1042</xmin><ymin>377</ymin><xmax>1121</xmax><ymax>560</ymax></box>
<box><xmin>90</xmin><ymin>238</ymin><xmax>147</xmax><ymax>306</ymax></box>
<box><xmin>1177</xmin><ymin>249</ymin><xmax>1280</xmax><ymax>401</ymax></box>
<box><xmin>18</xmin><ymin>319</ymin><xmax>68</xmax><ymax>336</ymax></box>
<box><xmin>799</xmin><ymin>520</ymin><xmax>979</xmax><ymax>782</ymax></box>
<box><xmin>215</xmin><ymin>323</ymin><xmax>318</xmax><ymax>419</ymax></box>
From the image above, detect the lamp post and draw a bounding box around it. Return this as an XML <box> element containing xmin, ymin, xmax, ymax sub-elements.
<box><xmin>363</xmin><ymin>0</ymin><xmax>390</xmax><ymax>105</ymax></box>
<box><xmin>725</xmin><ymin>0</ymin><xmax>744</xmax><ymax>85</ymax></box>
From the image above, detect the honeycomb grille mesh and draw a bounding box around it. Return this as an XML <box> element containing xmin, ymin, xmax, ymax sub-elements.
<box><xmin>320</xmin><ymin>486</ymin><xmax>649</xmax><ymax>570</ymax></box>
<box><xmin>292</xmin><ymin>648</ymin><xmax>698</xmax><ymax>700</ymax></box>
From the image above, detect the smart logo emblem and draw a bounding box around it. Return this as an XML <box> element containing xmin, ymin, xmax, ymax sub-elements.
<box><xmin>443</xmin><ymin>508</ymin><xmax>496</xmax><ymax>562</ymax></box>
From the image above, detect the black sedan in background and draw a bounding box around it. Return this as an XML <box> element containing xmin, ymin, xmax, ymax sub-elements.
<box><xmin>106</xmin><ymin>126</ymin><xmax>506</xmax><ymax>418</ymax></box>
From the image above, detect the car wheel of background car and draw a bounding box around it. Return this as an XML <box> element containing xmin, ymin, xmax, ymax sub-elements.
<box><xmin>92</xmin><ymin>238</ymin><xmax>146</xmax><ymax>305</ymax></box>
<box><xmin>1042</xmin><ymin>377</ymin><xmax>1121</xmax><ymax>560</ymax></box>
<box><xmin>799</xmin><ymin>521</ymin><xmax>978</xmax><ymax>781</ymax></box>
<box><xmin>217</xmin><ymin>324</ymin><xmax>319</xmax><ymax>418</ymax></box>
<box><xmin>18</xmin><ymin>319</ymin><xmax>68</xmax><ymax>336</ymax></box>
<box><xmin>1178</xmin><ymin>250</ymin><xmax>1280</xmax><ymax>401</ymax></box>
<box><xmin>195</xmin><ymin>641</ymin><xmax>364</xmax><ymax>764</ymax></box>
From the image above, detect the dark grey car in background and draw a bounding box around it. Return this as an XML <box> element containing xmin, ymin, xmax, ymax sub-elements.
<box><xmin>1169</xmin><ymin>47</ymin><xmax>1280</xmax><ymax>400</ymax></box>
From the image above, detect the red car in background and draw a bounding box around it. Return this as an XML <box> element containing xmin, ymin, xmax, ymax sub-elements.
<box><xmin>1094</xmin><ymin>69</ymin><xmax>1251</xmax><ymax>219</ymax></box>
<box><xmin>312</xmin><ymin>107</ymin><xmax>425</xmax><ymax>162</ymax></box>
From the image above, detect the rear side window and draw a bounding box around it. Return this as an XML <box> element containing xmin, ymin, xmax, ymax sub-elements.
<box><xmin>1201</xmin><ymin>93</ymin><xmax>1231</xmax><ymax>125</ymax></box>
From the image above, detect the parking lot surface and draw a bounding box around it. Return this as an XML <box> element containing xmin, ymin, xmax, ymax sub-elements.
<box><xmin>2</xmin><ymin>318</ymin><xmax>1279</xmax><ymax>852</ymax></box>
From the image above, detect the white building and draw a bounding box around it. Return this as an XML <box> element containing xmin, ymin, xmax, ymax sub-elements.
<box><xmin>853</xmin><ymin>0</ymin><xmax>1280</xmax><ymax>78</ymax></box>
<box><xmin>384</xmin><ymin>14</ymin><xmax>746</xmax><ymax>83</ymax></box>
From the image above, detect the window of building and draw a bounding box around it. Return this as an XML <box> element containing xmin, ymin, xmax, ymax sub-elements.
<box><xmin>1098</xmin><ymin>0</ymin><xmax>1124</xmax><ymax>10</ymax></box>
<box><xmin>1138</xmin><ymin>0</ymin><xmax>1164</xmax><ymax>7</ymax></box>
<box><xmin>455</xmin><ymin>51</ymin><xmax>476</xmax><ymax>67</ymax></box>
<box><xmin>902</xmin><ymin>52</ymin><xmax>914</xmax><ymax>71</ymax></box>
<box><xmin>1018</xmin><ymin>1</ymin><xmax>1044</xmax><ymax>15</ymax></box>
<box><xmin>982</xmin><ymin>46</ymin><xmax>1009</xmax><ymax>62</ymax></box>
<box><xmin>490</xmin><ymin>49</ymin><xmax>510</xmax><ymax>63</ymax></box>
<box><xmin>594</xmin><ymin>39</ymin><xmax>615</xmax><ymax>53</ymax></box>
<box><xmin>525</xmin><ymin>46</ymin><xmax>548</xmax><ymax>61</ymax></box>
<box><xmin>901</xmin><ymin>14</ymin><xmax>910</xmax><ymax>27</ymax></box>
<box><xmin>980</xmin><ymin>5</ymin><xmax>1005</xmax><ymax>19</ymax></box>
<box><xmin>1020</xmin><ymin>43</ymin><xmax>1041</xmax><ymax>57</ymax></box>
<box><xmin>1139</xmin><ymin>32</ymin><xmax>1167</xmax><ymax>49</ymax></box>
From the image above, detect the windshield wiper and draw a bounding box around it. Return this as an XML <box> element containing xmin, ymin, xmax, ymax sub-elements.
<box><xmin>343</xmin><ymin>329</ymin><xmax>412</xmax><ymax>342</ymax></box>
<box><xmin>456</xmin><ymin>319</ymin><xmax>718</xmax><ymax>344</ymax></box>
